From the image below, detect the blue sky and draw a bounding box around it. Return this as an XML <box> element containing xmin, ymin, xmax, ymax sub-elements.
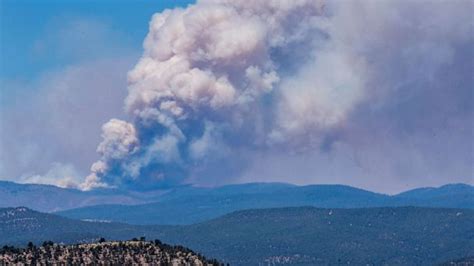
<box><xmin>1</xmin><ymin>0</ymin><xmax>193</xmax><ymax>80</ymax></box>
<box><xmin>0</xmin><ymin>0</ymin><xmax>472</xmax><ymax>193</ymax></box>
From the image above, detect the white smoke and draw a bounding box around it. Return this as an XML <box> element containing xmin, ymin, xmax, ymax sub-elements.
<box><xmin>82</xmin><ymin>119</ymin><xmax>138</xmax><ymax>190</ymax></box>
<box><xmin>81</xmin><ymin>0</ymin><xmax>473</xmax><ymax>190</ymax></box>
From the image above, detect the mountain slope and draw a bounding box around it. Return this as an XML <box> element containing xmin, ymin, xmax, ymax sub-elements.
<box><xmin>57</xmin><ymin>183</ymin><xmax>473</xmax><ymax>225</ymax></box>
<box><xmin>1</xmin><ymin>207</ymin><xmax>473</xmax><ymax>265</ymax></box>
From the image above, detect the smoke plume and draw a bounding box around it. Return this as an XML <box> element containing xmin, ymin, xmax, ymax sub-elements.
<box><xmin>82</xmin><ymin>0</ymin><xmax>473</xmax><ymax>191</ymax></box>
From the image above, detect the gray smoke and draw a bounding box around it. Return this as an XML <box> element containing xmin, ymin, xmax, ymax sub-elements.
<box><xmin>81</xmin><ymin>0</ymin><xmax>473</xmax><ymax>191</ymax></box>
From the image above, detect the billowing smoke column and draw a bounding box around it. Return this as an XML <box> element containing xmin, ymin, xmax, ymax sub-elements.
<box><xmin>81</xmin><ymin>0</ymin><xmax>473</xmax><ymax>190</ymax></box>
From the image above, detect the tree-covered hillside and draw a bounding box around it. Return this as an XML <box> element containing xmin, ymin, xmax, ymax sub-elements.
<box><xmin>154</xmin><ymin>207</ymin><xmax>474</xmax><ymax>265</ymax></box>
<box><xmin>1</xmin><ymin>206</ymin><xmax>472</xmax><ymax>265</ymax></box>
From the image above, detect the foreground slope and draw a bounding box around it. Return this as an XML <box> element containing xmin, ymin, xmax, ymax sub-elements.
<box><xmin>1</xmin><ymin>207</ymin><xmax>473</xmax><ymax>265</ymax></box>
<box><xmin>57</xmin><ymin>183</ymin><xmax>474</xmax><ymax>225</ymax></box>
<box><xmin>0</xmin><ymin>240</ymin><xmax>219</xmax><ymax>265</ymax></box>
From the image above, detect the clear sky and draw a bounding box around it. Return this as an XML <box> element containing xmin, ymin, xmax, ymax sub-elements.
<box><xmin>1</xmin><ymin>0</ymin><xmax>194</xmax><ymax>80</ymax></box>
<box><xmin>0</xmin><ymin>0</ymin><xmax>472</xmax><ymax>193</ymax></box>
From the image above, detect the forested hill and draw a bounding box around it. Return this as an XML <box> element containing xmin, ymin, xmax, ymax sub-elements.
<box><xmin>1</xmin><ymin>206</ymin><xmax>473</xmax><ymax>265</ymax></box>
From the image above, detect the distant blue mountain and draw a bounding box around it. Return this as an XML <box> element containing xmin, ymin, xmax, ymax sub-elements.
<box><xmin>392</xmin><ymin>183</ymin><xmax>474</xmax><ymax>208</ymax></box>
<box><xmin>0</xmin><ymin>180</ymin><xmax>165</xmax><ymax>212</ymax></box>
<box><xmin>1</xmin><ymin>180</ymin><xmax>472</xmax><ymax>224</ymax></box>
<box><xmin>56</xmin><ymin>183</ymin><xmax>474</xmax><ymax>225</ymax></box>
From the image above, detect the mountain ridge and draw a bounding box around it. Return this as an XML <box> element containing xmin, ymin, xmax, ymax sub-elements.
<box><xmin>0</xmin><ymin>180</ymin><xmax>168</xmax><ymax>212</ymax></box>
<box><xmin>1</xmin><ymin>180</ymin><xmax>472</xmax><ymax>225</ymax></box>
<box><xmin>57</xmin><ymin>182</ymin><xmax>473</xmax><ymax>225</ymax></box>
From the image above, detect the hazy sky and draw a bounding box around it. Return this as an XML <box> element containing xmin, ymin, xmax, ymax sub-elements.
<box><xmin>1</xmin><ymin>0</ymin><xmax>472</xmax><ymax>193</ymax></box>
